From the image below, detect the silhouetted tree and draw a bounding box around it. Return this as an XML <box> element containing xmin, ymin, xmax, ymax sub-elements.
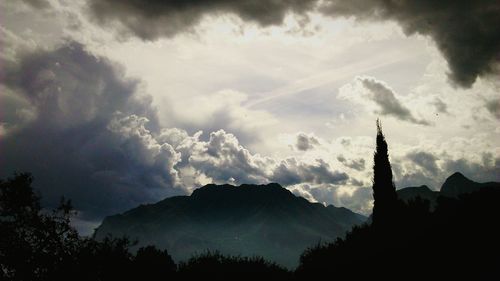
<box><xmin>371</xmin><ymin>119</ymin><xmax>398</xmax><ymax>226</ymax></box>
<box><xmin>0</xmin><ymin>173</ymin><xmax>79</xmax><ymax>281</ymax></box>
<box><xmin>0</xmin><ymin>173</ymin><xmax>174</xmax><ymax>281</ymax></box>
<box><xmin>132</xmin><ymin>245</ymin><xmax>176</xmax><ymax>280</ymax></box>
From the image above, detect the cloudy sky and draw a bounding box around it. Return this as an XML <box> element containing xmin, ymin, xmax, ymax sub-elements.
<box><xmin>1</xmin><ymin>0</ymin><xmax>499</xmax><ymax>234</ymax></box>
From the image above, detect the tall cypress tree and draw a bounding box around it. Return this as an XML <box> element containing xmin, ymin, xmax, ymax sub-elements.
<box><xmin>372</xmin><ymin>119</ymin><xmax>397</xmax><ymax>225</ymax></box>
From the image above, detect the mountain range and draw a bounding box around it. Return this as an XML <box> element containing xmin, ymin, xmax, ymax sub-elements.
<box><xmin>397</xmin><ymin>172</ymin><xmax>500</xmax><ymax>207</ymax></box>
<box><xmin>94</xmin><ymin>183</ymin><xmax>365</xmax><ymax>268</ymax></box>
<box><xmin>95</xmin><ymin>172</ymin><xmax>499</xmax><ymax>268</ymax></box>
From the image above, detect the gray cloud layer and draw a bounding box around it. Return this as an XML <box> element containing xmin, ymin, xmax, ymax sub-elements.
<box><xmin>0</xmin><ymin>42</ymin><xmax>350</xmax><ymax>220</ymax></box>
<box><xmin>406</xmin><ymin>151</ymin><xmax>439</xmax><ymax>176</ymax></box>
<box><xmin>20</xmin><ymin>0</ymin><xmax>50</xmax><ymax>9</ymax></box>
<box><xmin>359</xmin><ymin>77</ymin><xmax>431</xmax><ymax>125</ymax></box>
<box><xmin>337</xmin><ymin>155</ymin><xmax>366</xmax><ymax>171</ymax></box>
<box><xmin>86</xmin><ymin>0</ymin><xmax>500</xmax><ymax>87</ymax></box>
<box><xmin>1</xmin><ymin>41</ymin><xmax>496</xmax><ymax>220</ymax></box>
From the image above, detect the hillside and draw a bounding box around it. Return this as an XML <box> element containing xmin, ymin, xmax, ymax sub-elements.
<box><xmin>94</xmin><ymin>183</ymin><xmax>365</xmax><ymax>268</ymax></box>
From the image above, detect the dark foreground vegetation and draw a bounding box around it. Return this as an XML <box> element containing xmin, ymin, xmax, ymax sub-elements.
<box><xmin>297</xmin><ymin>121</ymin><xmax>500</xmax><ymax>279</ymax></box>
<box><xmin>2</xmin><ymin>121</ymin><xmax>499</xmax><ymax>280</ymax></box>
<box><xmin>0</xmin><ymin>173</ymin><xmax>291</xmax><ymax>281</ymax></box>
<box><xmin>298</xmin><ymin>187</ymin><xmax>500</xmax><ymax>279</ymax></box>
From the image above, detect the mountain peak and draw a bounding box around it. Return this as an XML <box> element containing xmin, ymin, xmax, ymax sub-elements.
<box><xmin>441</xmin><ymin>172</ymin><xmax>477</xmax><ymax>198</ymax></box>
<box><xmin>448</xmin><ymin>172</ymin><xmax>467</xmax><ymax>180</ymax></box>
<box><xmin>442</xmin><ymin>172</ymin><xmax>473</xmax><ymax>187</ymax></box>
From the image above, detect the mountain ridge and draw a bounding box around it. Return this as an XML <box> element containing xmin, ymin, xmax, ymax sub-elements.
<box><xmin>95</xmin><ymin>182</ymin><xmax>365</xmax><ymax>268</ymax></box>
<box><xmin>397</xmin><ymin>172</ymin><xmax>500</xmax><ymax>204</ymax></box>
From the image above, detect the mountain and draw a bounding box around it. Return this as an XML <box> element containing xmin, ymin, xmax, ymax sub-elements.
<box><xmin>397</xmin><ymin>172</ymin><xmax>500</xmax><ymax>205</ymax></box>
<box><xmin>94</xmin><ymin>183</ymin><xmax>365</xmax><ymax>268</ymax></box>
<box><xmin>440</xmin><ymin>172</ymin><xmax>500</xmax><ymax>198</ymax></box>
<box><xmin>397</xmin><ymin>185</ymin><xmax>439</xmax><ymax>207</ymax></box>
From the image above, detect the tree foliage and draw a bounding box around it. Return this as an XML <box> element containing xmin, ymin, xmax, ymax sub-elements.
<box><xmin>372</xmin><ymin>119</ymin><xmax>398</xmax><ymax>225</ymax></box>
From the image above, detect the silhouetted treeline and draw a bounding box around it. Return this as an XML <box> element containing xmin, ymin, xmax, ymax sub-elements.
<box><xmin>297</xmin><ymin>187</ymin><xmax>500</xmax><ymax>279</ymax></box>
<box><xmin>296</xmin><ymin>122</ymin><xmax>500</xmax><ymax>279</ymax></box>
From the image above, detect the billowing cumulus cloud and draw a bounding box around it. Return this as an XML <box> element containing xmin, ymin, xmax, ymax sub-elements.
<box><xmin>161</xmin><ymin>129</ymin><xmax>349</xmax><ymax>188</ymax></box>
<box><xmin>0</xmin><ymin>42</ymin><xmax>178</xmax><ymax>219</ymax></box>
<box><xmin>295</xmin><ymin>132</ymin><xmax>319</xmax><ymax>151</ymax></box>
<box><xmin>107</xmin><ymin>114</ymin><xmax>182</xmax><ymax>189</ymax></box>
<box><xmin>186</xmin><ymin>130</ymin><xmax>274</xmax><ymax>185</ymax></box>
<box><xmin>0</xmin><ymin>41</ymin><xmax>353</xmax><ymax>221</ymax></box>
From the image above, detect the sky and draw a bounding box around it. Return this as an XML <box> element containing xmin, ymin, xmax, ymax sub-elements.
<box><xmin>1</xmin><ymin>0</ymin><xmax>499</xmax><ymax>235</ymax></box>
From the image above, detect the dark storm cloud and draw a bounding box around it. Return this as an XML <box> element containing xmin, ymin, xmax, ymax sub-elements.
<box><xmin>295</xmin><ymin>132</ymin><xmax>319</xmax><ymax>151</ymax></box>
<box><xmin>485</xmin><ymin>98</ymin><xmax>500</xmax><ymax>120</ymax></box>
<box><xmin>87</xmin><ymin>0</ymin><xmax>317</xmax><ymax>40</ymax></box>
<box><xmin>321</xmin><ymin>0</ymin><xmax>500</xmax><ymax>87</ymax></box>
<box><xmin>0</xmin><ymin>42</ymin><xmax>184</xmax><ymax>220</ymax></box>
<box><xmin>359</xmin><ymin>77</ymin><xmax>431</xmax><ymax>125</ymax></box>
<box><xmin>87</xmin><ymin>0</ymin><xmax>499</xmax><ymax>87</ymax></box>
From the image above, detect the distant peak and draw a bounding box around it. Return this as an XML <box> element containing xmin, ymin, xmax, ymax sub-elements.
<box><xmin>441</xmin><ymin>172</ymin><xmax>479</xmax><ymax>197</ymax></box>
<box><xmin>449</xmin><ymin>172</ymin><xmax>466</xmax><ymax>179</ymax></box>
<box><xmin>444</xmin><ymin>172</ymin><xmax>473</xmax><ymax>185</ymax></box>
